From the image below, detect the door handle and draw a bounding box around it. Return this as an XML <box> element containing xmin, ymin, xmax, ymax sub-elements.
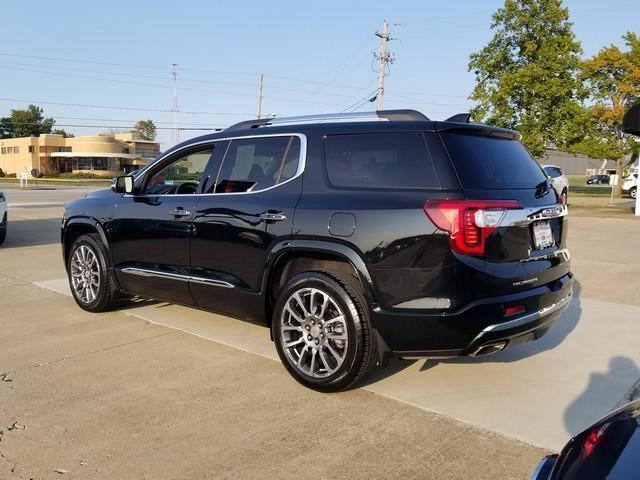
<box><xmin>170</xmin><ymin>208</ymin><xmax>192</xmax><ymax>217</ymax></box>
<box><xmin>259</xmin><ymin>212</ymin><xmax>287</xmax><ymax>222</ymax></box>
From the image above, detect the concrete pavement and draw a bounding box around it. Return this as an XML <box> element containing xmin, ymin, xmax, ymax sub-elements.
<box><xmin>3</xmin><ymin>186</ymin><xmax>640</xmax><ymax>477</ymax></box>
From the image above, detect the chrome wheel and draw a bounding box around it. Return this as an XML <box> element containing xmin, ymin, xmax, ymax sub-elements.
<box><xmin>280</xmin><ymin>287</ymin><xmax>349</xmax><ymax>378</ymax></box>
<box><xmin>70</xmin><ymin>244</ymin><xmax>101</xmax><ymax>304</ymax></box>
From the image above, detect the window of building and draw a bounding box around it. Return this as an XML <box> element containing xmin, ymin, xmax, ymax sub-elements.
<box><xmin>135</xmin><ymin>146</ymin><xmax>159</xmax><ymax>158</ymax></box>
<box><xmin>28</xmin><ymin>146</ymin><xmax>34</xmax><ymax>153</ymax></box>
<box><xmin>75</xmin><ymin>157</ymin><xmax>110</xmax><ymax>171</ymax></box>
<box><xmin>13</xmin><ymin>146</ymin><xmax>19</xmax><ymax>154</ymax></box>
<box><xmin>59</xmin><ymin>146</ymin><xmax>72</xmax><ymax>152</ymax></box>
<box><xmin>324</xmin><ymin>133</ymin><xmax>441</xmax><ymax>189</ymax></box>
<box><xmin>213</xmin><ymin>136</ymin><xmax>301</xmax><ymax>193</ymax></box>
<box><xmin>39</xmin><ymin>146</ymin><xmax>46</xmax><ymax>153</ymax></box>
<box><xmin>0</xmin><ymin>147</ymin><xmax>5</xmax><ymax>155</ymax></box>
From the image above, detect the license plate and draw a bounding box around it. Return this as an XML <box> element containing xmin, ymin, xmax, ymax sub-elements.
<box><xmin>533</xmin><ymin>220</ymin><xmax>554</xmax><ymax>249</ymax></box>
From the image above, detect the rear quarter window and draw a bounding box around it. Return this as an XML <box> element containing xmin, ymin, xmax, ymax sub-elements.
<box><xmin>441</xmin><ymin>132</ymin><xmax>547</xmax><ymax>189</ymax></box>
<box><xmin>324</xmin><ymin>132</ymin><xmax>444</xmax><ymax>189</ymax></box>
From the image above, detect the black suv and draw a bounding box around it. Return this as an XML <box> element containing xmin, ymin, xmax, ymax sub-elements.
<box><xmin>62</xmin><ymin>110</ymin><xmax>573</xmax><ymax>391</ymax></box>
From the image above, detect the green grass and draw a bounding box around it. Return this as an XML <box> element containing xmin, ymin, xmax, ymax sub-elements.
<box><xmin>567</xmin><ymin>176</ymin><xmax>612</xmax><ymax>195</ymax></box>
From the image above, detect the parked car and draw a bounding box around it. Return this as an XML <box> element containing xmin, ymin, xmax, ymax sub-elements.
<box><xmin>542</xmin><ymin>165</ymin><xmax>569</xmax><ymax>204</ymax></box>
<box><xmin>621</xmin><ymin>173</ymin><xmax>637</xmax><ymax>199</ymax></box>
<box><xmin>586</xmin><ymin>175</ymin><xmax>610</xmax><ymax>185</ymax></box>
<box><xmin>61</xmin><ymin>110</ymin><xmax>573</xmax><ymax>391</ymax></box>
<box><xmin>531</xmin><ymin>399</ymin><xmax>640</xmax><ymax>479</ymax></box>
<box><xmin>0</xmin><ymin>190</ymin><xmax>6</xmax><ymax>244</ymax></box>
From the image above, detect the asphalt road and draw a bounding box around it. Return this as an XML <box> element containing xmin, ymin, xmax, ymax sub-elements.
<box><xmin>2</xmin><ymin>186</ymin><xmax>640</xmax><ymax>478</ymax></box>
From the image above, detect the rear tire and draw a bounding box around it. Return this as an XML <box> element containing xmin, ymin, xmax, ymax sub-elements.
<box><xmin>560</xmin><ymin>189</ymin><xmax>568</xmax><ymax>205</ymax></box>
<box><xmin>272</xmin><ymin>271</ymin><xmax>377</xmax><ymax>392</ymax></box>
<box><xmin>67</xmin><ymin>233</ymin><xmax>118</xmax><ymax>312</ymax></box>
<box><xmin>0</xmin><ymin>213</ymin><xmax>6</xmax><ymax>245</ymax></box>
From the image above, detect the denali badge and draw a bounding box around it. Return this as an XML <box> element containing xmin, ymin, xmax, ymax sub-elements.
<box><xmin>541</xmin><ymin>206</ymin><xmax>563</xmax><ymax>218</ymax></box>
<box><xmin>513</xmin><ymin>278</ymin><xmax>538</xmax><ymax>287</ymax></box>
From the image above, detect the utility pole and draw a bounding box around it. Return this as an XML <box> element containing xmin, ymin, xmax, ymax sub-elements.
<box><xmin>257</xmin><ymin>73</ymin><xmax>264</xmax><ymax>119</ymax></box>
<box><xmin>170</xmin><ymin>63</ymin><xmax>179</xmax><ymax>144</ymax></box>
<box><xmin>373</xmin><ymin>20</ymin><xmax>395</xmax><ymax>110</ymax></box>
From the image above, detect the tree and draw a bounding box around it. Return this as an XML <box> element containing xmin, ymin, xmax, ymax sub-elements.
<box><xmin>468</xmin><ymin>0</ymin><xmax>585</xmax><ymax>156</ymax></box>
<box><xmin>51</xmin><ymin>129</ymin><xmax>74</xmax><ymax>138</ymax></box>
<box><xmin>571</xmin><ymin>33</ymin><xmax>640</xmax><ymax>196</ymax></box>
<box><xmin>0</xmin><ymin>105</ymin><xmax>55</xmax><ymax>138</ymax></box>
<box><xmin>131</xmin><ymin>120</ymin><xmax>157</xmax><ymax>141</ymax></box>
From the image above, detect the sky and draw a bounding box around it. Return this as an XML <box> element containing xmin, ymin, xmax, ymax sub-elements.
<box><xmin>2</xmin><ymin>0</ymin><xmax>640</xmax><ymax>148</ymax></box>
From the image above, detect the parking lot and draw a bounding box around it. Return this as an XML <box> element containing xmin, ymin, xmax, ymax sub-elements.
<box><xmin>2</xmin><ymin>186</ymin><xmax>640</xmax><ymax>479</ymax></box>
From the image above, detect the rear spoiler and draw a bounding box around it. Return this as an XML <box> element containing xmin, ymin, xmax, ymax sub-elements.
<box><xmin>623</xmin><ymin>104</ymin><xmax>640</xmax><ymax>136</ymax></box>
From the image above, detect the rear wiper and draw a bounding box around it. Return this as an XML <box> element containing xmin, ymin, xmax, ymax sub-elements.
<box><xmin>535</xmin><ymin>180</ymin><xmax>550</xmax><ymax>198</ymax></box>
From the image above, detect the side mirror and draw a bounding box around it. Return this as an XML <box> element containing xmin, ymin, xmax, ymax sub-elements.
<box><xmin>112</xmin><ymin>175</ymin><xmax>134</xmax><ymax>194</ymax></box>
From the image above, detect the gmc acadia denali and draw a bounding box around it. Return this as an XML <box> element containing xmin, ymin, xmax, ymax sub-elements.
<box><xmin>61</xmin><ymin>110</ymin><xmax>573</xmax><ymax>391</ymax></box>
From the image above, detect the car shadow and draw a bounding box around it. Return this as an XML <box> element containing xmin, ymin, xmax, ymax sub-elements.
<box><xmin>564</xmin><ymin>356</ymin><xmax>640</xmax><ymax>436</ymax></box>
<box><xmin>359</xmin><ymin>280</ymin><xmax>582</xmax><ymax>387</ymax></box>
<box><xmin>117</xmin><ymin>296</ymin><xmax>162</xmax><ymax>310</ymax></box>
<box><xmin>0</xmin><ymin>217</ymin><xmax>62</xmax><ymax>249</ymax></box>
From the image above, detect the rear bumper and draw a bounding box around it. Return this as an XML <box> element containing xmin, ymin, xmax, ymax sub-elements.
<box><xmin>372</xmin><ymin>273</ymin><xmax>574</xmax><ymax>357</ymax></box>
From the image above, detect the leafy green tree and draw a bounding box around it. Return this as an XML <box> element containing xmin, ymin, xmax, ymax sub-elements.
<box><xmin>570</xmin><ymin>32</ymin><xmax>640</xmax><ymax>195</ymax></box>
<box><xmin>468</xmin><ymin>0</ymin><xmax>585</xmax><ymax>156</ymax></box>
<box><xmin>51</xmin><ymin>129</ymin><xmax>74</xmax><ymax>138</ymax></box>
<box><xmin>131</xmin><ymin>120</ymin><xmax>157</xmax><ymax>141</ymax></box>
<box><xmin>0</xmin><ymin>105</ymin><xmax>55</xmax><ymax>138</ymax></box>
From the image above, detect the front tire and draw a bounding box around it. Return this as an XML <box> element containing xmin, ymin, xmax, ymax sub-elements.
<box><xmin>560</xmin><ymin>189</ymin><xmax>568</xmax><ymax>205</ymax></box>
<box><xmin>631</xmin><ymin>187</ymin><xmax>637</xmax><ymax>200</ymax></box>
<box><xmin>272</xmin><ymin>271</ymin><xmax>377</xmax><ymax>392</ymax></box>
<box><xmin>67</xmin><ymin>233</ymin><xmax>118</xmax><ymax>312</ymax></box>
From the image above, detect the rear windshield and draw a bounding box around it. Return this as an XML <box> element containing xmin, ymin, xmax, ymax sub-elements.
<box><xmin>324</xmin><ymin>132</ymin><xmax>442</xmax><ymax>189</ymax></box>
<box><xmin>441</xmin><ymin>132</ymin><xmax>547</xmax><ymax>189</ymax></box>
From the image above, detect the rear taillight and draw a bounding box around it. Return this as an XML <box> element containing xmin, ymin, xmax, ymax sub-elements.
<box><xmin>424</xmin><ymin>200</ymin><xmax>522</xmax><ymax>256</ymax></box>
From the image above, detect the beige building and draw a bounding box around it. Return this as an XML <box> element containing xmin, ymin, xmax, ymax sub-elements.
<box><xmin>0</xmin><ymin>133</ymin><xmax>160</xmax><ymax>176</ymax></box>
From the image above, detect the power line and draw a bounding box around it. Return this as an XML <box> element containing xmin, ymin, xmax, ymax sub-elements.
<box><xmin>0</xmin><ymin>60</ymin><xmax>365</xmax><ymax>99</ymax></box>
<box><xmin>0</xmin><ymin>97</ymin><xmax>252</xmax><ymax>116</ymax></box>
<box><xmin>1</xmin><ymin>121</ymin><xmax>222</xmax><ymax>131</ymax></box>
<box><xmin>0</xmin><ymin>115</ymin><xmax>225</xmax><ymax>126</ymax></box>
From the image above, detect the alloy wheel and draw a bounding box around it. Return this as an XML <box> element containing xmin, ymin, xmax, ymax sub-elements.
<box><xmin>280</xmin><ymin>287</ymin><xmax>349</xmax><ymax>378</ymax></box>
<box><xmin>70</xmin><ymin>244</ymin><xmax>101</xmax><ymax>304</ymax></box>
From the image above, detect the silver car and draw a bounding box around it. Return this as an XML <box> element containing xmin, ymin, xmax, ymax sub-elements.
<box><xmin>542</xmin><ymin>164</ymin><xmax>569</xmax><ymax>204</ymax></box>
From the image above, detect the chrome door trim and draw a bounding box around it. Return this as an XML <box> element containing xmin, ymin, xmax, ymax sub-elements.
<box><xmin>126</xmin><ymin>133</ymin><xmax>307</xmax><ymax>198</ymax></box>
<box><xmin>119</xmin><ymin>267</ymin><xmax>234</xmax><ymax>289</ymax></box>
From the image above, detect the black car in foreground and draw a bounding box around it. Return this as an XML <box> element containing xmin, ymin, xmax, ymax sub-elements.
<box><xmin>587</xmin><ymin>175</ymin><xmax>610</xmax><ymax>185</ymax></box>
<box><xmin>532</xmin><ymin>399</ymin><xmax>640</xmax><ymax>479</ymax></box>
<box><xmin>62</xmin><ymin>110</ymin><xmax>573</xmax><ymax>391</ymax></box>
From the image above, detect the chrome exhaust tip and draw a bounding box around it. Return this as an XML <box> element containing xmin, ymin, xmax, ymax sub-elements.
<box><xmin>471</xmin><ymin>341</ymin><xmax>507</xmax><ymax>357</ymax></box>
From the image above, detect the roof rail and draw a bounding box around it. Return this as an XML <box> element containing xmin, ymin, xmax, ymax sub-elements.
<box><xmin>225</xmin><ymin>109</ymin><xmax>429</xmax><ymax>131</ymax></box>
<box><xmin>445</xmin><ymin>113</ymin><xmax>472</xmax><ymax>123</ymax></box>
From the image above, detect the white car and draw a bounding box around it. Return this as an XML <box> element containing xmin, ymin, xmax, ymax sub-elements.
<box><xmin>0</xmin><ymin>190</ymin><xmax>6</xmax><ymax>244</ymax></box>
<box><xmin>542</xmin><ymin>164</ymin><xmax>569</xmax><ymax>204</ymax></box>
<box><xmin>622</xmin><ymin>173</ymin><xmax>638</xmax><ymax>199</ymax></box>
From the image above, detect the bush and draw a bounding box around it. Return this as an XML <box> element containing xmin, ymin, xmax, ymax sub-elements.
<box><xmin>0</xmin><ymin>168</ymin><xmax>5</xmax><ymax>177</ymax></box>
<box><xmin>59</xmin><ymin>172</ymin><xmax>113</xmax><ymax>179</ymax></box>
<box><xmin>7</xmin><ymin>173</ymin><xmax>16</xmax><ymax>178</ymax></box>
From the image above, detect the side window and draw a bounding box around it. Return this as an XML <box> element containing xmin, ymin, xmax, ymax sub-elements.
<box><xmin>213</xmin><ymin>136</ymin><xmax>300</xmax><ymax>193</ymax></box>
<box><xmin>324</xmin><ymin>132</ymin><xmax>441</xmax><ymax>189</ymax></box>
<box><xmin>143</xmin><ymin>147</ymin><xmax>214</xmax><ymax>195</ymax></box>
